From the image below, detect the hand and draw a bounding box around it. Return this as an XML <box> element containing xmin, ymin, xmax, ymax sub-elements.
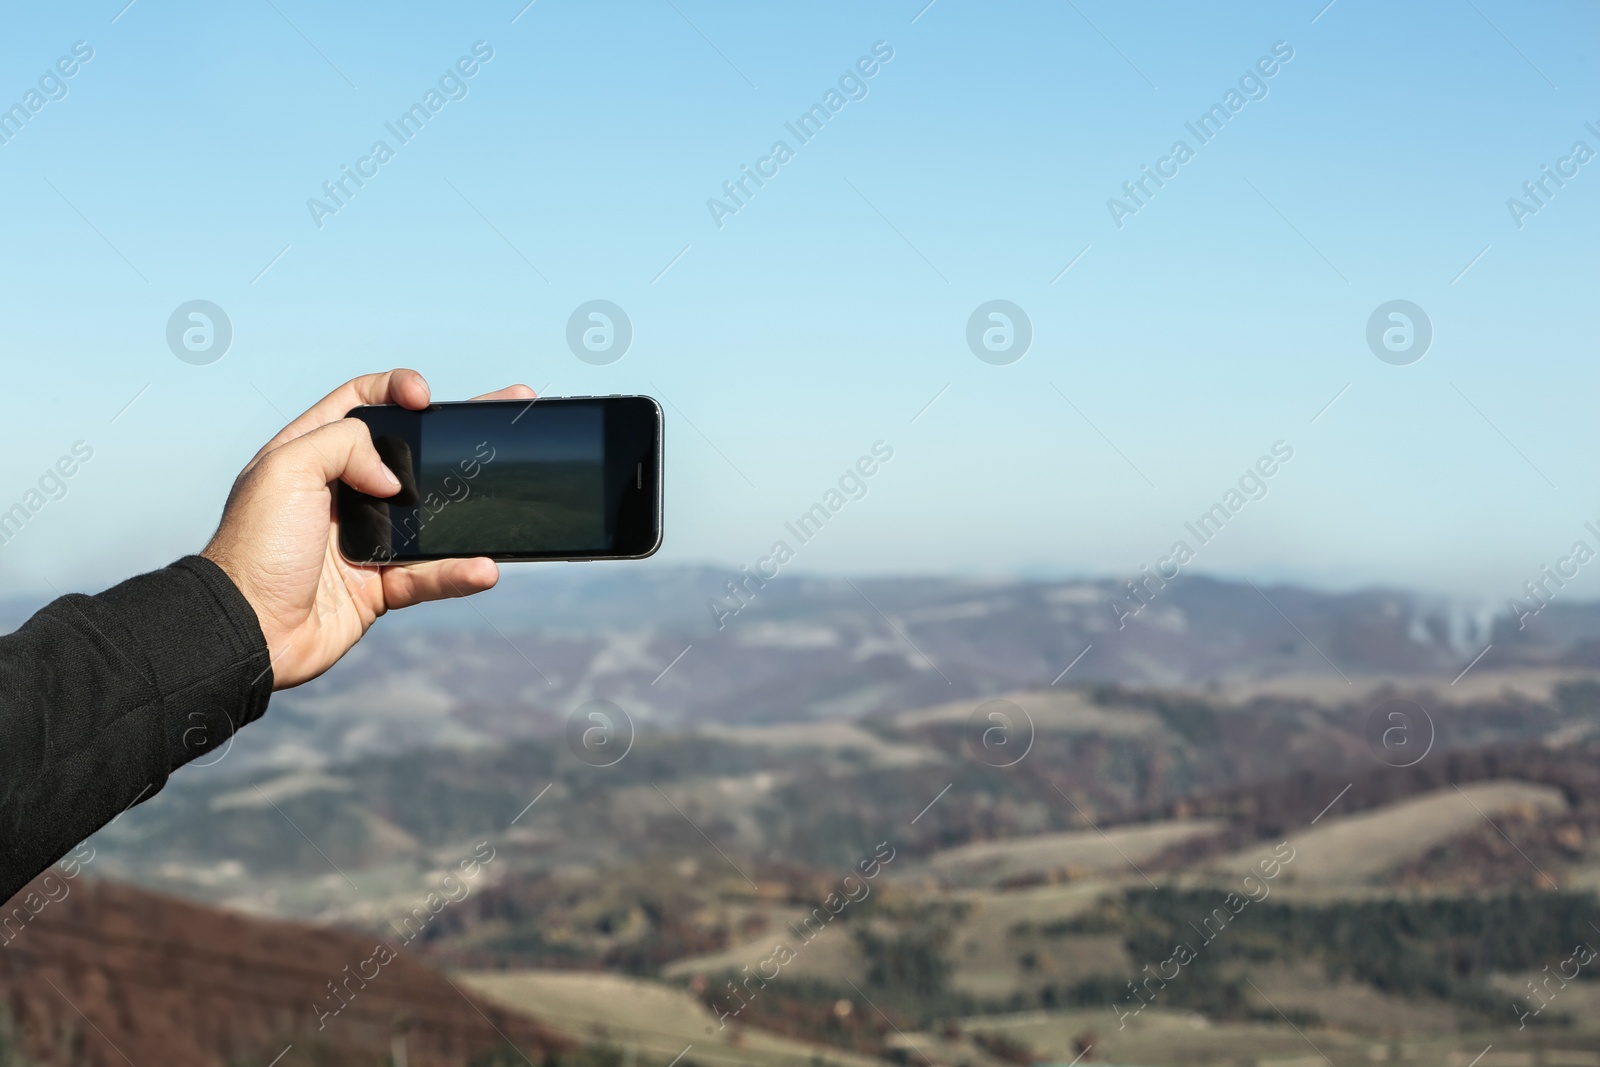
<box><xmin>202</xmin><ymin>369</ymin><xmax>535</xmax><ymax>690</ymax></box>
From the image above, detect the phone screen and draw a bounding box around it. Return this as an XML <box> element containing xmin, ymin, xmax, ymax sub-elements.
<box><xmin>337</xmin><ymin>396</ymin><xmax>661</xmax><ymax>563</ymax></box>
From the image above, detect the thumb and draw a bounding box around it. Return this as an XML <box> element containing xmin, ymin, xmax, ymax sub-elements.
<box><xmin>265</xmin><ymin>417</ymin><xmax>401</xmax><ymax>498</ymax></box>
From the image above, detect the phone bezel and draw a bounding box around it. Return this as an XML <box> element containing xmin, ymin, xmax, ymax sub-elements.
<box><xmin>335</xmin><ymin>395</ymin><xmax>662</xmax><ymax>565</ymax></box>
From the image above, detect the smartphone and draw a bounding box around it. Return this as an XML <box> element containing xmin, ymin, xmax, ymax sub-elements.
<box><xmin>336</xmin><ymin>395</ymin><xmax>662</xmax><ymax>564</ymax></box>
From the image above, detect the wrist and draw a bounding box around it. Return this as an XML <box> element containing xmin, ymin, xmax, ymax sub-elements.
<box><xmin>200</xmin><ymin>542</ymin><xmax>275</xmax><ymax>672</ymax></box>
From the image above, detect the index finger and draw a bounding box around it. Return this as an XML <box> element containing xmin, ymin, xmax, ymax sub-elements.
<box><xmin>469</xmin><ymin>384</ymin><xmax>538</xmax><ymax>402</ymax></box>
<box><xmin>250</xmin><ymin>369</ymin><xmax>431</xmax><ymax>466</ymax></box>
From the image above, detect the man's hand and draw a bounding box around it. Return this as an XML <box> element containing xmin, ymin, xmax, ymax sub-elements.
<box><xmin>202</xmin><ymin>369</ymin><xmax>534</xmax><ymax>690</ymax></box>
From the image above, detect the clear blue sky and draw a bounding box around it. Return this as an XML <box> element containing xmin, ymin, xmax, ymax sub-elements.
<box><xmin>0</xmin><ymin>0</ymin><xmax>1594</xmax><ymax>606</ymax></box>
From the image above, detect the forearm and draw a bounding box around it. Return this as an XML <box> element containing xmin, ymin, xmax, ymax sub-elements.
<box><xmin>0</xmin><ymin>556</ymin><xmax>272</xmax><ymax>902</ymax></box>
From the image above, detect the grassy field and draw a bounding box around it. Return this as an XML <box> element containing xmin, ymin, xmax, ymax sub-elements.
<box><xmin>906</xmin><ymin>819</ymin><xmax>1224</xmax><ymax>889</ymax></box>
<box><xmin>691</xmin><ymin>721</ymin><xmax>946</xmax><ymax>770</ymax></box>
<box><xmin>1206</xmin><ymin>780</ymin><xmax>1567</xmax><ymax>888</ymax></box>
<box><xmin>959</xmin><ymin>1006</ymin><xmax>1600</xmax><ymax>1066</ymax></box>
<box><xmin>890</xmin><ymin>688</ymin><xmax>1165</xmax><ymax>738</ymax></box>
<box><xmin>458</xmin><ymin>969</ymin><xmax>885</xmax><ymax>1067</ymax></box>
<box><xmin>1213</xmin><ymin>667</ymin><xmax>1600</xmax><ymax>708</ymax></box>
<box><xmin>416</xmin><ymin>460</ymin><xmax>604</xmax><ymax>554</ymax></box>
<box><xmin>944</xmin><ymin>880</ymin><xmax>1129</xmax><ymax>1000</ymax></box>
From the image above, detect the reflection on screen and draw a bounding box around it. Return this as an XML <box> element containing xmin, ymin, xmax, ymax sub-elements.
<box><xmin>405</xmin><ymin>404</ymin><xmax>607</xmax><ymax>556</ymax></box>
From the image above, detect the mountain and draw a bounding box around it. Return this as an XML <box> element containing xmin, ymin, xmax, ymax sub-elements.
<box><xmin>23</xmin><ymin>564</ymin><xmax>1600</xmax><ymax>1067</ymax></box>
<box><xmin>0</xmin><ymin>875</ymin><xmax>567</xmax><ymax>1067</ymax></box>
<box><xmin>56</xmin><ymin>654</ymin><xmax>1600</xmax><ymax>1065</ymax></box>
<box><xmin>137</xmin><ymin>564</ymin><xmax>1600</xmax><ymax>779</ymax></box>
<box><xmin>85</xmin><ymin>671</ymin><xmax>1600</xmax><ymax>921</ymax></box>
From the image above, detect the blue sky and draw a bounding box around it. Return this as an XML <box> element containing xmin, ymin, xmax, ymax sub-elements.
<box><xmin>0</xmin><ymin>0</ymin><xmax>1595</xmax><ymax>607</ymax></box>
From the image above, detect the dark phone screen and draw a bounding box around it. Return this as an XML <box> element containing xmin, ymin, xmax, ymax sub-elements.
<box><xmin>338</xmin><ymin>398</ymin><xmax>658</xmax><ymax>562</ymax></box>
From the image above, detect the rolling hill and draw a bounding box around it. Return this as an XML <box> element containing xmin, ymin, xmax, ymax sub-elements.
<box><xmin>0</xmin><ymin>875</ymin><xmax>567</xmax><ymax>1067</ymax></box>
<box><xmin>66</xmin><ymin>564</ymin><xmax>1600</xmax><ymax>780</ymax></box>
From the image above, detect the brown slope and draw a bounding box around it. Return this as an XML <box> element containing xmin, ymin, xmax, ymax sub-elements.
<box><xmin>1142</xmin><ymin>740</ymin><xmax>1600</xmax><ymax>880</ymax></box>
<box><xmin>0</xmin><ymin>875</ymin><xmax>568</xmax><ymax>1067</ymax></box>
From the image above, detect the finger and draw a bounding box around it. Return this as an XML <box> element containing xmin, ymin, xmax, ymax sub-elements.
<box><xmin>469</xmin><ymin>384</ymin><xmax>538</xmax><ymax>402</ymax></box>
<box><xmin>262</xmin><ymin>417</ymin><xmax>400</xmax><ymax>499</ymax></box>
<box><xmin>251</xmin><ymin>369</ymin><xmax>431</xmax><ymax>465</ymax></box>
<box><xmin>381</xmin><ymin>557</ymin><xmax>500</xmax><ymax>610</ymax></box>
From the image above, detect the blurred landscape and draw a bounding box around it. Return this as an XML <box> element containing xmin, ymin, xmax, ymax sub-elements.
<box><xmin>10</xmin><ymin>567</ymin><xmax>1600</xmax><ymax>1066</ymax></box>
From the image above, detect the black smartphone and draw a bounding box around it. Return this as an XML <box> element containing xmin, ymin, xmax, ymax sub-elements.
<box><xmin>336</xmin><ymin>395</ymin><xmax>662</xmax><ymax>564</ymax></box>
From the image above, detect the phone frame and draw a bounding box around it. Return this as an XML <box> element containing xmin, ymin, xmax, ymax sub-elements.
<box><xmin>336</xmin><ymin>395</ymin><xmax>663</xmax><ymax>565</ymax></box>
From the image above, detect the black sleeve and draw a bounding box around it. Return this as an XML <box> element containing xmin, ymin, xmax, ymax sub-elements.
<box><xmin>0</xmin><ymin>555</ymin><xmax>272</xmax><ymax>903</ymax></box>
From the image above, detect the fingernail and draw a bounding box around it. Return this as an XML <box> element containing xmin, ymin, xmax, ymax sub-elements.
<box><xmin>380</xmin><ymin>464</ymin><xmax>401</xmax><ymax>489</ymax></box>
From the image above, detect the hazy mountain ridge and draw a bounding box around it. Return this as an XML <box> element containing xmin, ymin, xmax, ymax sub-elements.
<box><xmin>89</xmin><ymin>675</ymin><xmax>1600</xmax><ymax>920</ymax></box>
<box><xmin>3</xmin><ymin>565</ymin><xmax>1591</xmax><ymax>780</ymax></box>
<box><xmin>169</xmin><ymin>567</ymin><xmax>1600</xmax><ymax>776</ymax></box>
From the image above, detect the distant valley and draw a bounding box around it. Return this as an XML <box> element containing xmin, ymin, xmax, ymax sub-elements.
<box><xmin>23</xmin><ymin>566</ymin><xmax>1600</xmax><ymax>1066</ymax></box>
<box><xmin>64</xmin><ymin>563</ymin><xmax>1600</xmax><ymax>777</ymax></box>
